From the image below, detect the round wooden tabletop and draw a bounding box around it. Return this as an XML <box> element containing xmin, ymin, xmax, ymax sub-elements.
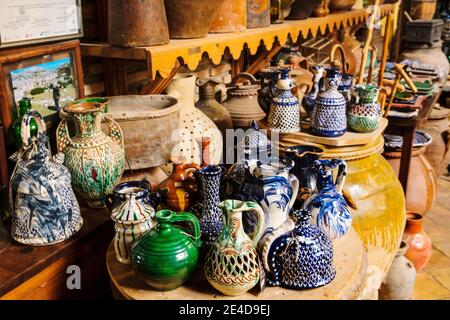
<box><xmin>107</xmin><ymin>227</ymin><xmax>368</xmax><ymax>300</ymax></box>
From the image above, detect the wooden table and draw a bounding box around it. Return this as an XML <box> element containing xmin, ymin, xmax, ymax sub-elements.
<box><xmin>0</xmin><ymin>206</ymin><xmax>114</xmax><ymax>299</ymax></box>
<box><xmin>107</xmin><ymin>228</ymin><xmax>369</xmax><ymax>300</ymax></box>
<box><xmin>385</xmin><ymin>90</ymin><xmax>442</xmax><ymax>193</ymax></box>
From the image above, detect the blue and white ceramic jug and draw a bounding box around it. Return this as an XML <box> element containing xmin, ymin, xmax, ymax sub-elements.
<box><xmin>9</xmin><ymin>110</ymin><xmax>83</xmax><ymax>245</ymax></box>
<box><xmin>310</xmin><ymin>69</ymin><xmax>347</xmax><ymax>137</ymax></box>
<box><xmin>308</xmin><ymin>159</ymin><xmax>352</xmax><ymax>240</ymax></box>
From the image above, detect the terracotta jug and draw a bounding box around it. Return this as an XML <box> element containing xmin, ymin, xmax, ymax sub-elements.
<box><xmin>210</xmin><ymin>0</ymin><xmax>247</xmax><ymax>33</ymax></box>
<box><xmin>224</xmin><ymin>73</ymin><xmax>266</xmax><ymax>129</ymax></box>
<box><xmin>379</xmin><ymin>241</ymin><xmax>416</xmax><ymax>300</ymax></box>
<box><xmin>404</xmin><ymin>212</ymin><xmax>432</xmax><ymax>272</ymax></box>
<box><xmin>384</xmin><ymin>146</ymin><xmax>437</xmax><ymax>216</ymax></box>
<box><xmin>166</xmin><ymin>74</ymin><xmax>223</xmax><ymax>165</ymax></box>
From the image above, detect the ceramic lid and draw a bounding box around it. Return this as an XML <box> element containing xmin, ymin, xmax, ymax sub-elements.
<box><xmin>240</xmin><ymin>121</ymin><xmax>272</xmax><ymax>151</ymax></box>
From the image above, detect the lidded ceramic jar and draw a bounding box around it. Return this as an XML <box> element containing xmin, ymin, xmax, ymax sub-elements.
<box><xmin>107</xmin><ymin>180</ymin><xmax>161</xmax><ymax>264</ymax></box>
<box><xmin>131</xmin><ymin>210</ymin><xmax>201</xmax><ymax>291</ymax></box>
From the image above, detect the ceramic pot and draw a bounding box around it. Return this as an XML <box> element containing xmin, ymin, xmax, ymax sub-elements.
<box><xmin>284</xmin><ymin>145</ymin><xmax>324</xmax><ymax>208</ymax></box>
<box><xmin>258</xmin><ymin>67</ymin><xmax>281</xmax><ymax>114</ymax></box>
<box><xmin>284</xmin><ymin>55</ymin><xmax>314</xmax><ymax>102</ymax></box>
<box><xmin>311</xmin><ymin>70</ymin><xmax>347</xmax><ymax>137</ymax></box>
<box><xmin>248</xmin><ymin>0</ymin><xmax>271</xmax><ymax>28</ymax></box>
<box><xmin>195</xmin><ymin>77</ymin><xmax>233</xmax><ymax>159</ymax></box>
<box><xmin>204</xmin><ymin>200</ymin><xmax>265</xmax><ymax>296</ymax></box>
<box><xmin>270</xmin><ymin>0</ymin><xmax>293</xmax><ymax>24</ymax></box>
<box><xmin>11</xmin><ymin>97</ymin><xmax>37</xmax><ymax>149</ymax></box>
<box><xmin>9</xmin><ymin>110</ymin><xmax>82</xmax><ymax>245</ymax></box>
<box><xmin>108</xmin><ymin>0</ymin><xmax>169</xmax><ymax>47</ymax></box>
<box><xmin>421</xmin><ymin>105</ymin><xmax>450</xmax><ymax>177</ymax></box>
<box><xmin>303</xmin><ymin>65</ymin><xmax>326</xmax><ymax>117</ymax></box>
<box><xmin>106</xmin><ymin>180</ymin><xmax>161</xmax><ymax>264</ymax></box>
<box><xmin>166</xmin><ymin>74</ymin><xmax>223</xmax><ymax>165</ymax></box>
<box><xmin>56</xmin><ymin>102</ymin><xmax>125</xmax><ymax>208</ymax></box>
<box><xmin>157</xmin><ymin>161</ymin><xmax>200</xmax><ymax>212</ymax></box>
<box><xmin>313</xmin><ymin>0</ymin><xmax>330</xmax><ymax>17</ymax></box>
<box><xmin>384</xmin><ymin>146</ymin><xmax>437</xmax><ymax>215</ymax></box>
<box><xmin>404</xmin><ymin>212</ymin><xmax>432</xmax><ymax>272</ymax></box>
<box><xmin>268</xmin><ymin>68</ymin><xmax>301</xmax><ymax>133</ymax></box>
<box><xmin>379</xmin><ymin>241</ymin><xmax>416</xmax><ymax>300</ymax></box>
<box><xmin>240</xmin><ymin>157</ymin><xmax>299</xmax><ymax>238</ymax></box>
<box><xmin>278</xmin><ymin>136</ymin><xmax>406</xmax><ymax>295</ymax></box>
<box><xmin>347</xmin><ymin>84</ymin><xmax>381</xmax><ymax>133</ymax></box>
<box><xmin>164</xmin><ymin>0</ymin><xmax>223</xmax><ymax>39</ymax></box>
<box><xmin>329</xmin><ymin>0</ymin><xmax>356</xmax><ymax>11</ymax></box>
<box><xmin>131</xmin><ymin>210</ymin><xmax>201</xmax><ymax>291</ymax></box>
<box><xmin>308</xmin><ymin>159</ymin><xmax>352</xmax><ymax>240</ymax></box>
<box><xmin>106</xmin><ymin>95</ymin><xmax>181</xmax><ymax>170</ymax></box>
<box><xmin>193</xmin><ymin>165</ymin><xmax>224</xmax><ymax>243</ymax></box>
<box><xmin>286</xmin><ymin>0</ymin><xmax>322</xmax><ymax>20</ymax></box>
<box><xmin>261</xmin><ymin>209</ymin><xmax>336</xmax><ymax>289</ymax></box>
<box><xmin>210</xmin><ymin>0</ymin><xmax>247</xmax><ymax>33</ymax></box>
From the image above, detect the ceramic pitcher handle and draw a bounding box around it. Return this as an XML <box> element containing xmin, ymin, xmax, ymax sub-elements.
<box><xmin>103</xmin><ymin>115</ymin><xmax>124</xmax><ymax>148</ymax></box>
<box><xmin>243</xmin><ymin>201</ymin><xmax>266</xmax><ymax>245</ymax></box>
<box><xmin>172</xmin><ymin>212</ymin><xmax>202</xmax><ymax>247</ymax></box>
<box><xmin>20</xmin><ymin>110</ymin><xmax>46</xmax><ymax>147</ymax></box>
<box><xmin>56</xmin><ymin>118</ymin><xmax>73</xmax><ymax>153</ymax></box>
<box><xmin>334</xmin><ymin>159</ymin><xmax>347</xmax><ymax>194</ymax></box>
<box><xmin>288</xmin><ymin>175</ymin><xmax>299</xmax><ymax>211</ymax></box>
<box><xmin>231</xmin><ymin>72</ymin><xmax>259</xmax><ymax>86</ymax></box>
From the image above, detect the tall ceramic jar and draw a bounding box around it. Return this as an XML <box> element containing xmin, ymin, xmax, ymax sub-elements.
<box><xmin>279</xmin><ymin>136</ymin><xmax>406</xmax><ymax>299</ymax></box>
<box><xmin>205</xmin><ymin>200</ymin><xmax>266</xmax><ymax>296</ymax></box>
<box><xmin>311</xmin><ymin>71</ymin><xmax>347</xmax><ymax>137</ymax></box>
<box><xmin>56</xmin><ymin>101</ymin><xmax>125</xmax><ymax>208</ymax></box>
<box><xmin>210</xmin><ymin>0</ymin><xmax>247</xmax><ymax>33</ymax></box>
<box><xmin>9</xmin><ymin>110</ymin><xmax>83</xmax><ymax>245</ymax></box>
<box><xmin>404</xmin><ymin>212</ymin><xmax>432</xmax><ymax>272</ymax></box>
<box><xmin>166</xmin><ymin>74</ymin><xmax>223</xmax><ymax>165</ymax></box>
<box><xmin>106</xmin><ymin>180</ymin><xmax>161</xmax><ymax>264</ymax></box>
<box><xmin>248</xmin><ymin>0</ymin><xmax>271</xmax><ymax>28</ymax></box>
<box><xmin>108</xmin><ymin>0</ymin><xmax>169</xmax><ymax>47</ymax></box>
<box><xmin>379</xmin><ymin>241</ymin><xmax>416</xmax><ymax>300</ymax></box>
<box><xmin>131</xmin><ymin>210</ymin><xmax>201</xmax><ymax>291</ymax></box>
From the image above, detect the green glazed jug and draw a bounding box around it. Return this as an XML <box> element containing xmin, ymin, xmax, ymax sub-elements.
<box><xmin>131</xmin><ymin>209</ymin><xmax>201</xmax><ymax>291</ymax></box>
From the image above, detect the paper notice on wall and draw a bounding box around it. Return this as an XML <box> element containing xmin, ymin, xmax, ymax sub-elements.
<box><xmin>0</xmin><ymin>0</ymin><xmax>81</xmax><ymax>45</ymax></box>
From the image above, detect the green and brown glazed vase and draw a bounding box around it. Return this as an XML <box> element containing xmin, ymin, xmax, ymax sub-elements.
<box><xmin>56</xmin><ymin>101</ymin><xmax>125</xmax><ymax>208</ymax></box>
<box><xmin>131</xmin><ymin>210</ymin><xmax>201</xmax><ymax>291</ymax></box>
<box><xmin>347</xmin><ymin>84</ymin><xmax>381</xmax><ymax>133</ymax></box>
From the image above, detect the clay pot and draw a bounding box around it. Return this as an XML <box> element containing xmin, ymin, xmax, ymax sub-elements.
<box><xmin>286</xmin><ymin>0</ymin><xmax>322</xmax><ymax>20</ymax></box>
<box><xmin>379</xmin><ymin>241</ymin><xmax>416</xmax><ymax>300</ymax></box>
<box><xmin>248</xmin><ymin>0</ymin><xmax>271</xmax><ymax>28</ymax></box>
<box><xmin>108</xmin><ymin>0</ymin><xmax>169</xmax><ymax>47</ymax></box>
<box><xmin>329</xmin><ymin>0</ymin><xmax>356</xmax><ymax>11</ymax></box>
<box><xmin>404</xmin><ymin>212</ymin><xmax>432</xmax><ymax>272</ymax></box>
<box><xmin>164</xmin><ymin>0</ymin><xmax>223</xmax><ymax>39</ymax></box>
<box><xmin>210</xmin><ymin>0</ymin><xmax>247</xmax><ymax>33</ymax></box>
<box><xmin>420</xmin><ymin>105</ymin><xmax>450</xmax><ymax>177</ymax></box>
<box><xmin>384</xmin><ymin>146</ymin><xmax>437</xmax><ymax>216</ymax></box>
<box><xmin>313</xmin><ymin>0</ymin><xmax>330</xmax><ymax>17</ymax></box>
<box><xmin>410</xmin><ymin>0</ymin><xmax>438</xmax><ymax>20</ymax></box>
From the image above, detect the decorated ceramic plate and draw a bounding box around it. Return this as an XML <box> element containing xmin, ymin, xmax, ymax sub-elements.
<box><xmin>384</xmin><ymin>130</ymin><xmax>432</xmax><ymax>149</ymax></box>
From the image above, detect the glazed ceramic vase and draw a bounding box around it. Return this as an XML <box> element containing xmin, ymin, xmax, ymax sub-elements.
<box><xmin>224</xmin><ymin>73</ymin><xmax>266</xmax><ymax>129</ymax></box>
<box><xmin>11</xmin><ymin>97</ymin><xmax>37</xmax><ymax>149</ymax></box>
<box><xmin>210</xmin><ymin>0</ymin><xmax>247</xmax><ymax>33</ymax></box>
<box><xmin>131</xmin><ymin>210</ymin><xmax>201</xmax><ymax>291</ymax></box>
<box><xmin>9</xmin><ymin>110</ymin><xmax>82</xmax><ymax>245</ymax></box>
<box><xmin>247</xmin><ymin>0</ymin><xmax>271</xmax><ymax>28</ymax></box>
<box><xmin>347</xmin><ymin>84</ymin><xmax>381</xmax><ymax>133</ymax></box>
<box><xmin>164</xmin><ymin>0</ymin><xmax>223</xmax><ymax>39</ymax></box>
<box><xmin>240</xmin><ymin>157</ymin><xmax>299</xmax><ymax>237</ymax></box>
<box><xmin>157</xmin><ymin>161</ymin><xmax>200</xmax><ymax>212</ymax></box>
<box><xmin>284</xmin><ymin>145</ymin><xmax>324</xmax><ymax>208</ymax></box>
<box><xmin>308</xmin><ymin>159</ymin><xmax>351</xmax><ymax>240</ymax></box>
<box><xmin>204</xmin><ymin>200</ymin><xmax>266</xmax><ymax>296</ymax></box>
<box><xmin>57</xmin><ymin>101</ymin><xmax>125</xmax><ymax>208</ymax></box>
<box><xmin>107</xmin><ymin>180</ymin><xmax>161</xmax><ymax>264</ymax></box>
<box><xmin>303</xmin><ymin>65</ymin><xmax>326</xmax><ymax>117</ymax></box>
<box><xmin>310</xmin><ymin>70</ymin><xmax>347</xmax><ymax>137</ymax></box>
<box><xmin>166</xmin><ymin>74</ymin><xmax>223</xmax><ymax>165</ymax></box>
<box><xmin>268</xmin><ymin>68</ymin><xmax>301</xmax><ymax>133</ymax></box>
<box><xmin>379</xmin><ymin>241</ymin><xmax>416</xmax><ymax>300</ymax></box>
<box><xmin>261</xmin><ymin>209</ymin><xmax>336</xmax><ymax>289</ymax></box>
<box><xmin>194</xmin><ymin>165</ymin><xmax>224</xmax><ymax>243</ymax></box>
<box><xmin>404</xmin><ymin>212</ymin><xmax>432</xmax><ymax>272</ymax></box>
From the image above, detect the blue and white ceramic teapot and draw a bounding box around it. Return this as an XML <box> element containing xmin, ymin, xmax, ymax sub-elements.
<box><xmin>9</xmin><ymin>110</ymin><xmax>83</xmax><ymax>246</ymax></box>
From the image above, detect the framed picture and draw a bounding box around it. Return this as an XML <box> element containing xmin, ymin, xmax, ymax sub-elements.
<box><xmin>0</xmin><ymin>0</ymin><xmax>83</xmax><ymax>48</ymax></box>
<box><xmin>0</xmin><ymin>39</ymin><xmax>84</xmax><ymax>142</ymax></box>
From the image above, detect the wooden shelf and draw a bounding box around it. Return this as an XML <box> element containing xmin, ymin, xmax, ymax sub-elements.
<box><xmin>81</xmin><ymin>4</ymin><xmax>397</xmax><ymax>79</ymax></box>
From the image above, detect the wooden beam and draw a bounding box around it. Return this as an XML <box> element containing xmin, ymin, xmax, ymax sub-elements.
<box><xmin>243</xmin><ymin>43</ymin><xmax>283</xmax><ymax>76</ymax></box>
<box><xmin>139</xmin><ymin>59</ymin><xmax>181</xmax><ymax>95</ymax></box>
<box><xmin>378</xmin><ymin>13</ymin><xmax>393</xmax><ymax>86</ymax></box>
